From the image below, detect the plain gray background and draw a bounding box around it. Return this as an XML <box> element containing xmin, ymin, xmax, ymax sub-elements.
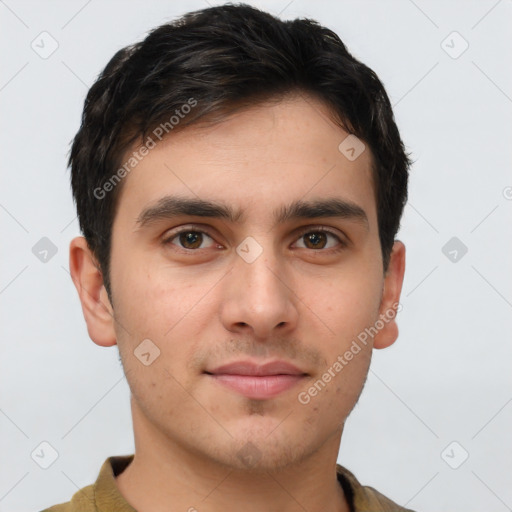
<box><xmin>1</xmin><ymin>1</ymin><xmax>511</xmax><ymax>511</ymax></box>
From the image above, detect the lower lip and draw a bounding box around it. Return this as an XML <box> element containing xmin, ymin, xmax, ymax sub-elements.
<box><xmin>208</xmin><ymin>374</ymin><xmax>306</xmax><ymax>400</ymax></box>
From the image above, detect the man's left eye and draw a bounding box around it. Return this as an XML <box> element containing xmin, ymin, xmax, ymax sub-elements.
<box><xmin>293</xmin><ymin>229</ymin><xmax>343</xmax><ymax>250</ymax></box>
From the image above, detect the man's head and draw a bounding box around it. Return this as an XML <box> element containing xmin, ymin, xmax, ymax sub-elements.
<box><xmin>69</xmin><ymin>3</ymin><xmax>410</xmax><ymax>302</ymax></box>
<box><xmin>69</xmin><ymin>3</ymin><xmax>410</xmax><ymax>473</ymax></box>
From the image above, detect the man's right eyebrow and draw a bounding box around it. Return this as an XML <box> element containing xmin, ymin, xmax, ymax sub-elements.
<box><xmin>135</xmin><ymin>195</ymin><xmax>244</xmax><ymax>228</ymax></box>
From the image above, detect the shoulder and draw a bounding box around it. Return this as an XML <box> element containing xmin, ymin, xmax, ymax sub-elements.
<box><xmin>38</xmin><ymin>455</ymin><xmax>135</xmax><ymax>512</ymax></box>
<box><xmin>336</xmin><ymin>464</ymin><xmax>416</xmax><ymax>512</ymax></box>
<box><xmin>39</xmin><ymin>483</ymin><xmax>95</xmax><ymax>512</ymax></box>
<box><xmin>356</xmin><ymin>484</ymin><xmax>416</xmax><ymax>512</ymax></box>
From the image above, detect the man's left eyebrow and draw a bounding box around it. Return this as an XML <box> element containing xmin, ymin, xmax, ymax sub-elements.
<box><xmin>273</xmin><ymin>198</ymin><xmax>369</xmax><ymax>231</ymax></box>
<box><xmin>135</xmin><ymin>195</ymin><xmax>369</xmax><ymax>231</ymax></box>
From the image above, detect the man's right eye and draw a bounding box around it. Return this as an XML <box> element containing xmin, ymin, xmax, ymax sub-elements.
<box><xmin>162</xmin><ymin>228</ymin><xmax>217</xmax><ymax>251</ymax></box>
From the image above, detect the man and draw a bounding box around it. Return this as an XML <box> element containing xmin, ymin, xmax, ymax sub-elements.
<box><xmin>43</xmin><ymin>3</ymin><xmax>413</xmax><ymax>511</ymax></box>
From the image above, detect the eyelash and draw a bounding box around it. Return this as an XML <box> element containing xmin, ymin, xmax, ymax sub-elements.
<box><xmin>162</xmin><ymin>225</ymin><xmax>347</xmax><ymax>253</ymax></box>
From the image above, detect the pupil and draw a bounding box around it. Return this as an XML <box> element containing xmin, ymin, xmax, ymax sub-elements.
<box><xmin>181</xmin><ymin>232</ymin><xmax>201</xmax><ymax>248</ymax></box>
<box><xmin>307</xmin><ymin>232</ymin><xmax>326</xmax><ymax>249</ymax></box>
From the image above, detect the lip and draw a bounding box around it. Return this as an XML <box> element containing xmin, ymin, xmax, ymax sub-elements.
<box><xmin>207</xmin><ymin>360</ymin><xmax>306</xmax><ymax>376</ymax></box>
<box><xmin>205</xmin><ymin>360</ymin><xmax>308</xmax><ymax>400</ymax></box>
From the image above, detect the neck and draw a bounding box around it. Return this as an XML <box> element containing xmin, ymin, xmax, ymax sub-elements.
<box><xmin>115</xmin><ymin>404</ymin><xmax>350</xmax><ymax>512</ymax></box>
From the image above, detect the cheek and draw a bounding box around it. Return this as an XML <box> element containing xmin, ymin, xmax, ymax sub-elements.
<box><xmin>112</xmin><ymin>263</ymin><xmax>212</xmax><ymax>379</ymax></box>
<box><xmin>309</xmin><ymin>265</ymin><xmax>382</xmax><ymax>341</ymax></box>
<box><xmin>112</xmin><ymin>255</ymin><xmax>195</xmax><ymax>336</ymax></box>
<box><xmin>301</xmin><ymin>264</ymin><xmax>380</xmax><ymax>407</ymax></box>
<box><xmin>299</xmin><ymin>346</ymin><xmax>372</xmax><ymax>426</ymax></box>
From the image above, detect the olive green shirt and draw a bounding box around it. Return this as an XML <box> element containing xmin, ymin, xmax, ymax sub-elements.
<box><xmin>40</xmin><ymin>454</ymin><xmax>415</xmax><ymax>512</ymax></box>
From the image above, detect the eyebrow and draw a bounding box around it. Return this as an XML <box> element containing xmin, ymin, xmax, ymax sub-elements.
<box><xmin>135</xmin><ymin>195</ymin><xmax>369</xmax><ymax>231</ymax></box>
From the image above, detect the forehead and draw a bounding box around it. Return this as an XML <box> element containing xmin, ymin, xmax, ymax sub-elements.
<box><xmin>114</xmin><ymin>95</ymin><xmax>377</xmax><ymax>229</ymax></box>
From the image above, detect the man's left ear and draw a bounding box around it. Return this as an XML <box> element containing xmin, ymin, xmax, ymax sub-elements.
<box><xmin>373</xmin><ymin>240</ymin><xmax>406</xmax><ymax>350</ymax></box>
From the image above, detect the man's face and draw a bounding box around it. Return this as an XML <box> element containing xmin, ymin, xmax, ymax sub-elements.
<box><xmin>100</xmin><ymin>95</ymin><xmax>401</xmax><ymax>471</ymax></box>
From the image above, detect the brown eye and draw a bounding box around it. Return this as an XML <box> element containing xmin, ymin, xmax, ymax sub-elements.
<box><xmin>163</xmin><ymin>229</ymin><xmax>216</xmax><ymax>250</ymax></box>
<box><xmin>303</xmin><ymin>232</ymin><xmax>328</xmax><ymax>249</ymax></box>
<box><xmin>178</xmin><ymin>231</ymin><xmax>203</xmax><ymax>249</ymax></box>
<box><xmin>294</xmin><ymin>228</ymin><xmax>344</xmax><ymax>251</ymax></box>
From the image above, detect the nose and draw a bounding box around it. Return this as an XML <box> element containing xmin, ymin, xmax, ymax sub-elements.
<box><xmin>219</xmin><ymin>246</ymin><xmax>299</xmax><ymax>341</ymax></box>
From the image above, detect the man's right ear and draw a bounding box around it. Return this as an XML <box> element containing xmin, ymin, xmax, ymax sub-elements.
<box><xmin>69</xmin><ymin>236</ymin><xmax>117</xmax><ymax>347</ymax></box>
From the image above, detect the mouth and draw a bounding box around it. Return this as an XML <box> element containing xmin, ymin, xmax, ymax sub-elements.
<box><xmin>204</xmin><ymin>360</ymin><xmax>308</xmax><ymax>400</ymax></box>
